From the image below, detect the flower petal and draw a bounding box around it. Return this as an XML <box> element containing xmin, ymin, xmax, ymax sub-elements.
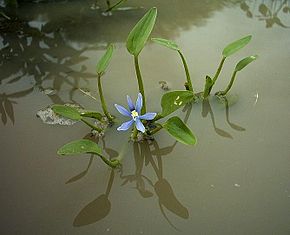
<box><xmin>135</xmin><ymin>93</ymin><xmax>143</xmax><ymax>114</ymax></box>
<box><xmin>114</xmin><ymin>104</ymin><xmax>131</xmax><ymax>117</ymax></box>
<box><xmin>127</xmin><ymin>95</ymin><xmax>135</xmax><ymax>111</ymax></box>
<box><xmin>135</xmin><ymin>118</ymin><xmax>145</xmax><ymax>133</ymax></box>
<box><xmin>139</xmin><ymin>112</ymin><xmax>157</xmax><ymax>120</ymax></box>
<box><xmin>117</xmin><ymin>119</ymin><xmax>134</xmax><ymax>131</ymax></box>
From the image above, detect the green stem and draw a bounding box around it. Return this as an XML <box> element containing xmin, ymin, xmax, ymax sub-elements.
<box><xmin>98</xmin><ymin>153</ymin><xmax>120</xmax><ymax>168</ymax></box>
<box><xmin>215</xmin><ymin>71</ymin><xmax>237</xmax><ymax>96</ymax></box>
<box><xmin>153</xmin><ymin>113</ymin><xmax>163</xmax><ymax>122</ymax></box>
<box><xmin>209</xmin><ymin>56</ymin><xmax>226</xmax><ymax>93</ymax></box>
<box><xmin>132</xmin><ymin>126</ymin><xmax>138</xmax><ymax>140</ymax></box>
<box><xmin>81</xmin><ymin>119</ymin><xmax>102</xmax><ymax>132</ymax></box>
<box><xmin>178</xmin><ymin>50</ymin><xmax>194</xmax><ymax>92</ymax></box>
<box><xmin>105</xmin><ymin>0</ymin><xmax>126</xmax><ymax>12</ymax></box>
<box><xmin>134</xmin><ymin>56</ymin><xmax>146</xmax><ymax>114</ymax></box>
<box><xmin>97</xmin><ymin>74</ymin><xmax>113</xmax><ymax>122</ymax></box>
<box><xmin>147</xmin><ymin>123</ymin><xmax>163</xmax><ymax>135</ymax></box>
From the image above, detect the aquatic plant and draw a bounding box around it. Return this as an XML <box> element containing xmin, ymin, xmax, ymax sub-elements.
<box><xmin>44</xmin><ymin>7</ymin><xmax>257</xmax><ymax>169</ymax></box>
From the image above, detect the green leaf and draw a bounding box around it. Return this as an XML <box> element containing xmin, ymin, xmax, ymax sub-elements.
<box><xmin>126</xmin><ymin>7</ymin><xmax>157</xmax><ymax>56</ymax></box>
<box><xmin>80</xmin><ymin>111</ymin><xmax>103</xmax><ymax>120</ymax></box>
<box><xmin>96</xmin><ymin>44</ymin><xmax>114</xmax><ymax>75</ymax></box>
<box><xmin>151</xmin><ymin>37</ymin><xmax>179</xmax><ymax>51</ymax></box>
<box><xmin>52</xmin><ymin>105</ymin><xmax>82</xmax><ymax>120</ymax></box>
<box><xmin>163</xmin><ymin>116</ymin><xmax>196</xmax><ymax>145</ymax></box>
<box><xmin>57</xmin><ymin>139</ymin><xmax>102</xmax><ymax>156</ymax></box>
<box><xmin>222</xmin><ymin>35</ymin><xmax>252</xmax><ymax>57</ymax></box>
<box><xmin>235</xmin><ymin>55</ymin><xmax>258</xmax><ymax>72</ymax></box>
<box><xmin>161</xmin><ymin>90</ymin><xmax>194</xmax><ymax>117</ymax></box>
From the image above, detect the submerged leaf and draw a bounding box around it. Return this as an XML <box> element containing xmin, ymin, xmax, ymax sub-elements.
<box><xmin>126</xmin><ymin>7</ymin><xmax>157</xmax><ymax>56</ymax></box>
<box><xmin>161</xmin><ymin>90</ymin><xmax>194</xmax><ymax>117</ymax></box>
<box><xmin>235</xmin><ymin>55</ymin><xmax>258</xmax><ymax>72</ymax></box>
<box><xmin>151</xmin><ymin>37</ymin><xmax>179</xmax><ymax>51</ymax></box>
<box><xmin>52</xmin><ymin>105</ymin><xmax>82</xmax><ymax>120</ymax></box>
<box><xmin>57</xmin><ymin>139</ymin><xmax>102</xmax><ymax>156</ymax></box>
<box><xmin>163</xmin><ymin>116</ymin><xmax>196</xmax><ymax>145</ymax></box>
<box><xmin>222</xmin><ymin>35</ymin><xmax>252</xmax><ymax>57</ymax></box>
<box><xmin>96</xmin><ymin>44</ymin><xmax>114</xmax><ymax>75</ymax></box>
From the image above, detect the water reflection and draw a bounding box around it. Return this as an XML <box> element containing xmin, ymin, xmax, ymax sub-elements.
<box><xmin>1</xmin><ymin>0</ymin><xmax>246</xmax><ymax>124</ymax></box>
<box><xmin>74</xmin><ymin>169</ymin><xmax>114</xmax><ymax>227</ymax></box>
<box><xmin>121</xmin><ymin>140</ymin><xmax>189</xmax><ymax>230</ymax></box>
<box><xmin>240</xmin><ymin>0</ymin><xmax>290</xmax><ymax>28</ymax></box>
<box><xmin>201</xmin><ymin>96</ymin><xmax>245</xmax><ymax>139</ymax></box>
<box><xmin>0</xmin><ymin>87</ymin><xmax>33</xmax><ymax>124</ymax></box>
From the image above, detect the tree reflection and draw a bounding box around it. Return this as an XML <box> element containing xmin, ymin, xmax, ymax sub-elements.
<box><xmin>240</xmin><ymin>0</ymin><xmax>290</xmax><ymax>28</ymax></box>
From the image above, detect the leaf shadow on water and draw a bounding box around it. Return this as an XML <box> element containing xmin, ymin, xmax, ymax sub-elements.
<box><xmin>201</xmin><ymin>97</ymin><xmax>246</xmax><ymax>139</ymax></box>
<box><xmin>0</xmin><ymin>87</ymin><xmax>33</xmax><ymax>125</ymax></box>
<box><xmin>70</xmin><ymin>134</ymin><xmax>122</xmax><ymax>227</ymax></box>
<box><xmin>120</xmin><ymin>140</ymin><xmax>189</xmax><ymax>231</ymax></box>
<box><xmin>240</xmin><ymin>0</ymin><xmax>290</xmax><ymax>28</ymax></box>
<box><xmin>73</xmin><ymin>169</ymin><xmax>115</xmax><ymax>227</ymax></box>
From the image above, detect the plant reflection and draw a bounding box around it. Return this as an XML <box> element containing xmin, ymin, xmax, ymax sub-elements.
<box><xmin>201</xmin><ymin>96</ymin><xmax>245</xmax><ymax>139</ymax></box>
<box><xmin>121</xmin><ymin>140</ymin><xmax>189</xmax><ymax>230</ymax></box>
<box><xmin>240</xmin><ymin>0</ymin><xmax>290</xmax><ymax>28</ymax></box>
<box><xmin>72</xmin><ymin>134</ymin><xmax>120</xmax><ymax>226</ymax></box>
<box><xmin>0</xmin><ymin>87</ymin><xmax>33</xmax><ymax>124</ymax></box>
<box><xmin>73</xmin><ymin>169</ymin><xmax>115</xmax><ymax>227</ymax></box>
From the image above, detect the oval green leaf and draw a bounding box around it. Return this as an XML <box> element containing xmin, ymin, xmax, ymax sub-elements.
<box><xmin>161</xmin><ymin>90</ymin><xmax>194</xmax><ymax>117</ymax></box>
<box><xmin>163</xmin><ymin>116</ymin><xmax>196</xmax><ymax>145</ymax></box>
<box><xmin>126</xmin><ymin>7</ymin><xmax>157</xmax><ymax>56</ymax></box>
<box><xmin>222</xmin><ymin>35</ymin><xmax>252</xmax><ymax>57</ymax></box>
<box><xmin>235</xmin><ymin>55</ymin><xmax>258</xmax><ymax>72</ymax></box>
<box><xmin>57</xmin><ymin>139</ymin><xmax>102</xmax><ymax>156</ymax></box>
<box><xmin>52</xmin><ymin>105</ymin><xmax>82</xmax><ymax>120</ymax></box>
<box><xmin>151</xmin><ymin>37</ymin><xmax>179</xmax><ymax>51</ymax></box>
<box><xmin>96</xmin><ymin>44</ymin><xmax>114</xmax><ymax>75</ymax></box>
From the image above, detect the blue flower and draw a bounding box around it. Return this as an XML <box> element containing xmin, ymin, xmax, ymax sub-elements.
<box><xmin>115</xmin><ymin>93</ymin><xmax>157</xmax><ymax>133</ymax></box>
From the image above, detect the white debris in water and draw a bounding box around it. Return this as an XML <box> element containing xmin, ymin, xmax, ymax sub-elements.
<box><xmin>234</xmin><ymin>183</ymin><xmax>241</xmax><ymax>188</ymax></box>
<box><xmin>36</xmin><ymin>104</ymin><xmax>81</xmax><ymax>126</ymax></box>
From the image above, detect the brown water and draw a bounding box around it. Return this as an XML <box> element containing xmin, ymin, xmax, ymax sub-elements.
<box><xmin>1</xmin><ymin>0</ymin><xmax>290</xmax><ymax>234</ymax></box>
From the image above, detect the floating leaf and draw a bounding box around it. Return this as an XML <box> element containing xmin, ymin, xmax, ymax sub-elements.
<box><xmin>96</xmin><ymin>44</ymin><xmax>114</xmax><ymax>75</ymax></box>
<box><xmin>222</xmin><ymin>35</ymin><xmax>252</xmax><ymax>57</ymax></box>
<box><xmin>151</xmin><ymin>37</ymin><xmax>179</xmax><ymax>51</ymax></box>
<box><xmin>57</xmin><ymin>139</ymin><xmax>102</xmax><ymax>156</ymax></box>
<box><xmin>163</xmin><ymin>116</ymin><xmax>196</xmax><ymax>145</ymax></box>
<box><xmin>235</xmin><ymin>55</ymin><xmax>258</xmax><ymax>72</ymax></box>
<box><xmin>161</xmin><ymin>90</ymin><xmax>194</xmax><ymax>117</ymax></box>
<box><xmin>126</xmin><ymin>7</ymin><xmax>157</xmax><ymax>56</ymax></box>
<box><xmin>52</xmin><ymin>105</ymin><xmax>82</xmax><ymax>120</ymax></box>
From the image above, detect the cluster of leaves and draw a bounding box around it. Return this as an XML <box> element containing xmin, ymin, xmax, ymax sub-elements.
<box><xmin>51</xmin><ymin>7</ymin><xmax>257</xmax><ymax>168</ymax></box>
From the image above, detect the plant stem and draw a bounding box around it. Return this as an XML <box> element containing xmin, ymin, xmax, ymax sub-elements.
<box><xmin>132</xmin><ymin>126</ymin><xmax>138</xmax><ymax>140</ymax></box>
<box><xmin>148</xmin><ymin>123</ymin><xmax>163</xmax><ymax>135</ymax></box>
<box><xmin>134</xmin><ymin>56</ymin><xmax>146</xmax><ymax>114</ymax></box>
<box><xmin>97</xmin><ymin>74</ymin><xmax>113</xmax><ymax>122</ymax></box>
<box><xmin>209</xmin><ymin>56</ymin><xmax>226</xmax><ymax>93</ymax></box>
<box><xmin>215</xmin><ymin>71</ymin><xmax>237</xmax><ymax>96</ymax></box>
<box><xmin>178</xmin><ymin>50</ymin><xmax>194</xmax><ymax>92</ymax></box>
<box><xmin>105</xmin><ymin>0</ymin><xmax>126</xmax><ymax>12</ymax></box>
<box><xmin>98</xmin><ymin>153</ymin><xmax>120</xmax><ymax>168</ymax></box>
<box><xmin>81</xmin><ymin>119</ymin><xmax>102</xmax><ymax>132</ymax></box>
<box><xmin>153</xmin><ymin>113</ymin><xmax>163</xmax><ymax>122</ymax></box>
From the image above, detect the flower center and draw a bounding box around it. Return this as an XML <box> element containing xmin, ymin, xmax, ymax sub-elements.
<box><xmin>131</xmin><ymin>110</ymin><xmax>139</xmax><ymax>121</ymax></box>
